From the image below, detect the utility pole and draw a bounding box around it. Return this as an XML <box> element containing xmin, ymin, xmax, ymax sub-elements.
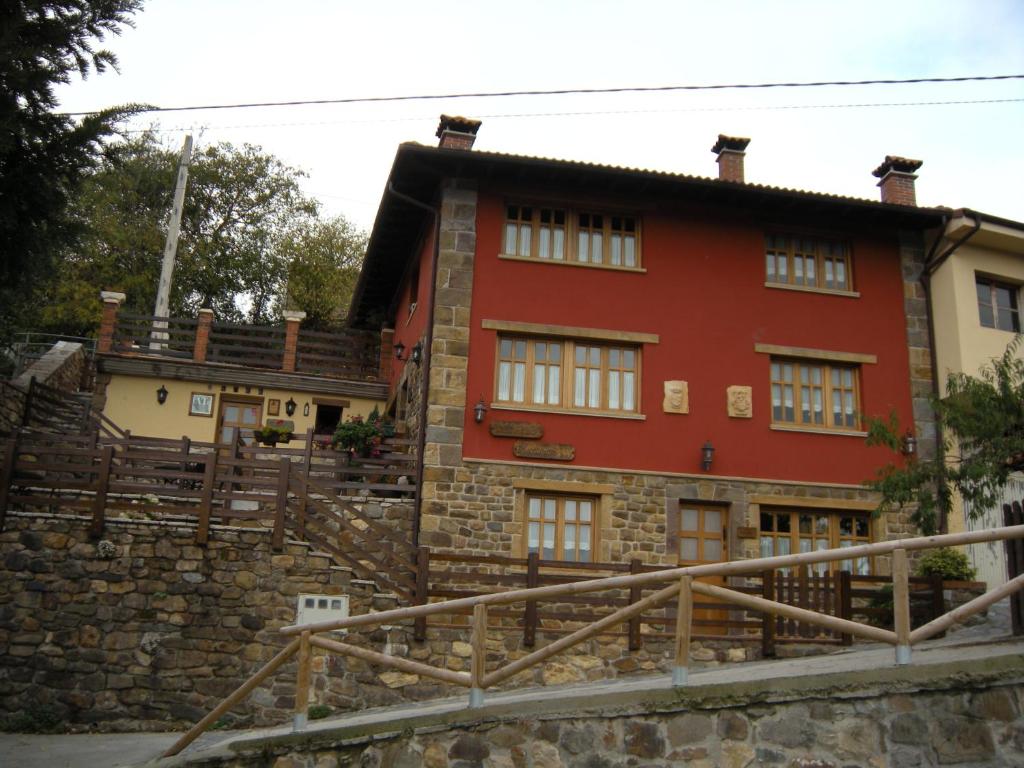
<box><xmin>151</xmin><ymin>134</ymin><xmax>193</xmax><ymax>349</ymax></box>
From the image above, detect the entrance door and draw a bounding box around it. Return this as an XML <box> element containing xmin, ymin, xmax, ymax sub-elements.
<box><xmin>675</xmin><ymin>503</ymin><xmax>729</xmax><ymax>635</ymax></box>
<box><xmin>218</xmin><ymin>399</ymin><xmax>262</xmax><ymax>449</ymax></box>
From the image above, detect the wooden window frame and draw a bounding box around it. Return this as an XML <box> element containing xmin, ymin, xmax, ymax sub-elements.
<box><xmin>976</xmin><ymin>274</ymin><xmax>1021</xmax><ymax>332</ymax></box>
<box><xmin>765</xmin><ymin>233</ymin><xmax>853</xmax><ymax>292</ymax></box>
<box><xmin>758</xmin><ymin>507</ymin><xmax>873</xmax><ymax>574</ymax></box>
<box><xmin>502</xmin><ymin>203</ymin><xmax>641</xmax><ymax>269</ymax></box>
<box><xmin>495</xmin><ymin>334</ymin><xmax>640</xmax><ymax>416</ymax></box>
<box><xmin>524</xmin><ymin>492</ymin><xmax>598</xmax><ymax>563</ymax></box>
<box><xmin>671</xmin><ymin>503</ymin><xmax>728</xmax><ymax>565</ymax></box>
<box><xmin>770</xmin><ymin>357</ymin><xmax>861</xmax><ymax>432</ymax></box>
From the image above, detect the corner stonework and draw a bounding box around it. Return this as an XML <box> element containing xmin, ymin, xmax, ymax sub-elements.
<box><xmin>899</xmin><ymin>230</ymin><xmax>936</xmax><ymax>461</ymax></box>
<box><xmin>420</xmin><ymin>182</ymin><xmax>477</xmax><ymax>548</ymax></box>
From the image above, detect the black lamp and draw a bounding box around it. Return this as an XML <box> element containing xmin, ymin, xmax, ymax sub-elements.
<box><xmin>156</xmin><ymin>385</ymin><xmax>168</xmax><ymax>405</ymax></box>
<box><xmin>901</xmin><ymin>431</ymin><xmax>917</xmax><ymax>457</ymax></box>
<box><xmin>474</xmin><ymin>397</ymin><xmax>488</xmax><ymax>424</ymax></box>
<box><xmin>393</xmin><ymin>341</ymin><xmax>406</xmax><ymax>361</ymax></box>
<box><xmin>701</xmin><ymin>440</ymin><xmax>715</xmax><ymax>471</ymax></box>
<box><xmin>410</xmin><ymin>342</ymin><xmax>423</xmax><ymax>365</ymax></box>
<box><xmin>285</xmin><ymin>397</ymin><xmax>297</xmax><ymax>416</ymax></box>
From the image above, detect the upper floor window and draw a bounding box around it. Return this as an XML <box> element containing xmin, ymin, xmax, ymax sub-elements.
<box><xmin>496</xmin><ymin>336</ymin><xmax>638</xmax><ymax>415</ymax></box>
<box><xmin>766</xmin><ymin>234</ymin><xmax>851</xmax><ymax>292</ymax></box>
<box><xmin>976</xmin><ymin>276</ymin><xmax>1020</xmax><ymax>332</ymax></box>
<box><xmin>770</xmin><ymin>358</ymin><xmax>859</xmax><ymax>431</ymax></box>
<box><xmin>503</xmin><ymin>205</ymin><xmax>640</xmax><ymax>269</ymax></box>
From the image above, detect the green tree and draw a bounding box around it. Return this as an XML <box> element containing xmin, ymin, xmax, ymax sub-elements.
<box><xmin>279</xmin><ymin>215</ymin><xmax>367</xmax><ymax>329</ymax></box>
<box><xmin>867</xmin><ymin>336</ymin><xmax>1024</xmax><ymax>534</ymax></box>
<box><xmin>0</xmin><ymin>0</ymin><xmax>144</xmax><ymax>347</ymax></box>
<box><xmin>41</xmin><ymin>131</ymin><xmax>323</xmax><ymax>331</ymax></box>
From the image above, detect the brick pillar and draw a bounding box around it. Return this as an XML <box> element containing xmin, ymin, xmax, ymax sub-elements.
<box><xmin>379</xmin><ymin>328</ymin><xmax>395</xmax><ymax>379</ymax></box>
<box><xmin>282</xmin><ymin>310</ymin><xmax>306</xmax><ymax>372</ymax></box>
<box><xmin>193</xmin><ymin>308</ymin><xmax>214</xmax><ymax>363</ymax></box>
<box><xmin>873</xmin><ymin>156</ymin><xmax>923</xmax><ymax>206</ymax></box>
<box><xmin>711</xmin><ymin>135</ymin><xmax>751</xmax><ymax>183</ymax></box>
<box><xmin>97</xmin><ymin>291</ymin><xmax>126</xmax><ymax>353</ymax></box>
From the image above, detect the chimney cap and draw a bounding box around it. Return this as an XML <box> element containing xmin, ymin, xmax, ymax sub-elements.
<box><xmin>436</xmin><ymin>115</ymin><xmax>482</xmax><ymax>139</ymax></box>
<box><xmin>711</xmin><ymin>134</ymin><xmax>751</xmax><ymax>155</ymax></box>
<box><xmin>872</xmin><ymin>155</ymin><xmax>923</xmax><ymax>178</ymax></box>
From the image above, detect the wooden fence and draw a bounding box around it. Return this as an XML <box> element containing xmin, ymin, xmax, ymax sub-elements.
<box><xmin>164</xmin><ymin>524</ymin><xmax>1024</xmax><ymax>757</ymax></box>
<box><xmin>1005</xmin><ymin>500</ymin><xmax>1024</xmax><ymax>634</ymax></box>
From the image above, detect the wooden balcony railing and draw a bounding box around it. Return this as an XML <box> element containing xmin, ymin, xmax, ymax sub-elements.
<box><xmin>164</xmin><ymin>524</ymin><xmax>1024</xmax><ymax>757</ymax></box>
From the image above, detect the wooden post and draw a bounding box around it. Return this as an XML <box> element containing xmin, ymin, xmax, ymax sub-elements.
<box><xmin>628</xmin><ymin>558</ymin><xmax>643</xmax><ymax>651</ymax></box>
<box><xmin>414</xmin><ymin>546</ymin><xmax>430</xmax><ymax>642</ymax></box>
<box><xmin>0</xmin><ymin>438</ymin><xmax>16</xmax><ymax>532</ymax></box>
<box><xmin>797</xmin><ymin>565</ymin><xmax>810</xmax><ymax>637</ymax></box>
<box><xmin>673</xmin><ymin>574</ymin><xmax>693</xmax><ymax>686</ymax></box>
<box><xmin>273</xmin><ymin>458</ymin><xmax>290</xmax><ymax>550</ymax></box>
<box><xmin>524</xmin><ymin>551</ymin><xmax>539</xmax><ymax>648</ymax></box>
<box><xmin>294</xmin><ymin>630</ymin><xmax>312</xmax><ymax>732</ymax></box>
<box><xmin>893</xmin><ymin>548</ymin><xmax>911</xmax><ymax>664</ymax></box>
<box><xmin>20</xmin><ymin>377</ymin><xmax>35</xmax><ymax>427</ymax></box>
<box><xmin>838</xmin><ymin>570</ymin><xmax>853</xmax><ymax>646</ymax></box>
<box><xmin>1005</xmin><ymin>502</ymin><xmax>1024</xmax><ymax>636</ymax></box>
<box><xmin>89</xmin><ymin>445</ymin><xmax>114</xmax><ymax>539</ymax></box>
<box><xmin>469</xmin><ymin>603</ymin><xmax>487</xmax><ymax>708</ymax></box>
<box><xmin>928</xmin><ymin>573</ymin><xmax>945</xmax><ymax>638</ymax></box>
<box><xmin>297</xmin><ymin>427</ymin><xmax>313</xmax><ymax>534</ymax></box>
<box><xmin>195</xmin><ymin>453</ymin><xmax>218</xmax><ymax>546</ymax></box>
<box><xmin>151</xmin><ymin>135</ymin><xmax>192</xmax><ymax>350</ymax></box>
<box><xmin>761</xmin><ymin>570</ymin><xmax>776</xmax><ymax>658</ymax></box>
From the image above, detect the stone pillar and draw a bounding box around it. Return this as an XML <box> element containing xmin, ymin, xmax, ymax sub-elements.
<box><xmin>282</xmin><ymin>310</ymin><xmax>306</xmax><ymax>372</ymax></box>
<box><xmin>193</xmin><ymin>308</ymin><xmax>214</xmax><ymax>363</ymax></box>
<box><xmin>97</xmin><ymin>291</ymin><xmax>126</xmax><ymax>354</ymax></box>
<box><xmin>379</xmin><ymin>328</ymin><xmax>395</xmax><ymax>380</ymax></box>
<box><xmin>419</xmin><ymin>182</ymin><xmax>477</xmax><ymax>549</ymax></box>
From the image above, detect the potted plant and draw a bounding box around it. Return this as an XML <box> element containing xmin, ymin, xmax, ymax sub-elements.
<box><xmin>332</xmin><ymin>415</ymin><xmax>383</xmax><ymax>458</ymax></box>
<box><xmin>254</xmin><ymin>422</ymin><xmax>293</xmax><ymax>447</ymax></box>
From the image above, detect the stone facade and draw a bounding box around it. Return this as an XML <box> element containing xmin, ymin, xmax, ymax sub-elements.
<box><xmin>166</xmin><ymin>673</ymin><xmax>1024</xmax><ymax>767</ymax></box>
<box><xmin>0</xmin><ymin>382</ymin><xmax>26</xmax><ymax>436</ymax></box>
<box><xmin>13</xmin><ymin>340</ymin><xmax>86</xmax><ymax>393</ymax></box>
<box><xmin>899</xmin><ymin>230</ymin><xmax>938</xmax><ymax>461</ymax></box>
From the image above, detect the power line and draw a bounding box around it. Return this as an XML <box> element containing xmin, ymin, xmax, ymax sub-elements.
<box><xmin>63</xmin><ymin>73</ymin><xmax>1024</xmax><ymax>117</ymax></box>
<box><xmin>124</xmin><ymin>97</ymin><xmax>1024</xmax><ymax>135</ymax></box>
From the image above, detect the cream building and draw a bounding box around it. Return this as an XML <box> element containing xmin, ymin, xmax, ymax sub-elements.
<box><xmin>929</xmin><ymin>209</ymin><xmax>1024</xmax><ymax>586</ymax></box>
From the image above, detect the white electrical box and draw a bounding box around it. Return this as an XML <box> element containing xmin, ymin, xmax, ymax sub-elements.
<box><xmin>296</xmin><ymin>593</ymin><xmax>349</xmax><ymax>632</ymax></box>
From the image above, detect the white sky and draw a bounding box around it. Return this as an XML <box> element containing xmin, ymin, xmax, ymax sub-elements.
<box><xmin>55</xmin><ymin>0</ymin><xmax>1024</xmax><ymax>233</ymax></box>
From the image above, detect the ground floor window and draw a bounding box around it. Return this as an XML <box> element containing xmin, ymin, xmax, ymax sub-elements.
<box><xmin>759</xmin><ymin>508</ymin><xmax>872</xmax><ymax>574</ymax></box>
<box><xmin>525</xmin><ymin>493</ymin><xmax>596</xmax><ymax>562</ymax></box>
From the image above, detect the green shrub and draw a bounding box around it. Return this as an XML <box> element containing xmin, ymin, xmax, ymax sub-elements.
<box><xmin>914</xmin><ymin>548</ymin><xmax>976</xmax><ymax>581</ymax></box>
<box><xmin>308</xmin><ymin>704</ymin><xmax>331</xmax><ymax>720</ymax></box>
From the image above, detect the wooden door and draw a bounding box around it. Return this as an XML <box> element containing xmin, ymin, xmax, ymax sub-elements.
<box><xmin>675</xmin><ymin>503</ymin><xmax>729</xmax><ymax>635</ymax></box>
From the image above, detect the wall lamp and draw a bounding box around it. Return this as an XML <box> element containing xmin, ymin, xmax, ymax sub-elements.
<box><xmin>901</xmin><ymin>431</ymin><xmax>917</xmax><ymax>457</ymax></box>
<box><xmin>394</xmin><ymin>341</ymin><xmax>422</xmax><ymax>365</ymax></box>
<box><xmin>156</xmin><ymin>385</ymin><xmax>168</xmax><ymax>405</ymax></box>
<box><xmin>474</xmin><ymin>397</ymin><xmax>488</xmax><ymax>424</ymax></box>
<box><xmin>701</xmin><ymin>440</ymin><xmax>715</xmax><ymax>472</ymax></box>
<box><xmin>285</xmin><ymin>397</ymin><xmax>297</xmax><ymax>417</ymax></box>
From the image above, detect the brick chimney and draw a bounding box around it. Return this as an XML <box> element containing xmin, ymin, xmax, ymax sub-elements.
<box><xmin>711</xmin><ymin>134</ymin><xmax>751</xmax><ymax>183</ymax></box>
<box><xmin>872</xmin><ymin>156</ymin><xmax>923</xmax><ymax>206</ymax></box>
<box><xmin>436</xmin><ymin>115</ymin><xmax>482</xmax><ymax>150</ymax></box>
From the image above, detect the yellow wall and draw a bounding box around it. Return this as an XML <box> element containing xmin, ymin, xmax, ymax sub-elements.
<box><xmin>102</xmin><ymin>374</ymin><xmax>383</xmax><ymax>442</ymax></box>
<box><xmin>930</xmin><ymin>219</ymin><xmax>1024</xmax><ymax>538</ymax></box>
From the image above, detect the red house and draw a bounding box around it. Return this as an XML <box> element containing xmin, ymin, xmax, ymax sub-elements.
<box><xmin>349</xmin><ymin>117</ymin><xmax>944</xmax><ymax>577</ymax></box>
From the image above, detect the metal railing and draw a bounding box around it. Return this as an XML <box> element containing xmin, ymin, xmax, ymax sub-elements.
<box><xmin>163</xmin><ymin>524</ymin><xmax>1024</xmax><ymax>758</ymax></box>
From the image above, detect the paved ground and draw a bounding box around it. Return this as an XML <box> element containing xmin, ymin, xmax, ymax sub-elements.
<box><xmin>0</xmin><ymin>604</ymin><xmax>1016</xmax><ymax>768</ymax></box>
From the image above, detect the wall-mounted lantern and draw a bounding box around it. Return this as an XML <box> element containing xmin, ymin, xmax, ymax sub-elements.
<box><xmin>156</xmin><ymin>385</ymin><xmax>169</xmax><ymax>405</ymax></box>
<box><xmin>394</xmin><ymin>341</ymin><xmax>406</xmax><ymax>360</ymax></box>
<box><xmin>701</xmin><ymin>440</ymin><xmax>715</xmax><ymax>472</ymax></box>
<box><xmin>474</xmin><ymin>398</ymin><xmax>488</xmax><ymax>424</ymax></box>
<box><xmin>902</xmin><ymin>431</ymin><xmax>917</xmax><ymax>457</ymax></box>
<box><xmin>394</xmin><ymin>341</ymin><xmax>423</xmax><ymax>365</ymax></box>
<box><xmin>285</xmin><ymin>397</ymin><xmax>297</xmax><ymax>416</ymax></box>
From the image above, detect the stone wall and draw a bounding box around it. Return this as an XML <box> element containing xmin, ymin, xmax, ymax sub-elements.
<box><xmin>0</xmin><ymin>382</ymin><xmax>26</xmax><ymax>436</ymax></box>
<box><xmin>13</xmin><ymin>341</ymin><xmax>86</xmax><ymax>393</ymax></box>
<box><xmin>167</xmin><ymin>657</ymin><xmax>1024</xmax><ymax>767</ymax></box>
<box><xmin>900</xmin><ymin>230</ymin><xmax>938</xmax><ymax>461</ymax></box>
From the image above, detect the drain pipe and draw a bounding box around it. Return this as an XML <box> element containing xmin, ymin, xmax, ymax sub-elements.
<box><xmin>387</xmin><ymin>182</ymin><xmax>440</xmax><ymax>549</ymax></box>
<box><xmin>918</xmin><ymin>211</ymin><xmax>981</xmax><ymax>533</ymax></box>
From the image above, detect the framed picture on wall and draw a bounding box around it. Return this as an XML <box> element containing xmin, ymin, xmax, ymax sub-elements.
<box><xmin>267</xmin><ymin>398</ymin><xmax>280</xmax><ymax>416</ymax></box>
<box><xmin>190</xmin><ymin>392</ymin><xmax>214</xmax><ymax>417</ymax></box>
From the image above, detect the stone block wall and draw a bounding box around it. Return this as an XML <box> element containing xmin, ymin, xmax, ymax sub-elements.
<box><xmin>13</xmin><ymin>341</ymin><xmax>86</xmax><ymax>393</ymax></box>
<box><xmin>0</xmin><ymin>382</ymin><xmax>26</xmax><ymax>436</ymax></box>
